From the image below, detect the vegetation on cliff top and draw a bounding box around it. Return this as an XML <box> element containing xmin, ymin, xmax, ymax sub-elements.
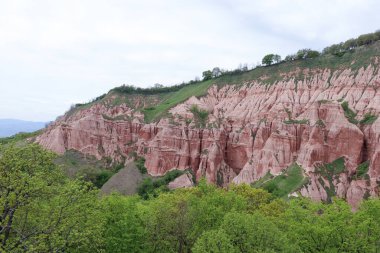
<box><xmin>1</xmin><ymin>144</ymin><xmax>380</xmax><ymax>252</ymax></box>
<box><xmin>142</xmin><ymin>80</ymin><xmax>212</xmax><ymax>122</ymax></box>
<box><xmin>67</xmin><ymin>30</ymin><xmax>380</xmax><ymax>123</ymax></box>
<box><xmin>0</xmin><ymin>130</ymin><xmax>42</xmax><ymax>146</ymax></box>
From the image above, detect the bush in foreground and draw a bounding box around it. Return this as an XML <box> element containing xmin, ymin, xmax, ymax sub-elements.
<box><xmin>1</xmin><ymin>144</ymin><xmax>379</xmax><ymax>252</ymax></box>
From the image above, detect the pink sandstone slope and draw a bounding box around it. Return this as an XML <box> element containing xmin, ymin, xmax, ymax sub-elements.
<box><xmin>36</xmin><ymin>64</ymin><xmax>380</xmax><ymax>206</ymax></box>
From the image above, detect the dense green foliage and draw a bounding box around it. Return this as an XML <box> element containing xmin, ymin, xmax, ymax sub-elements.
<box><xmin>103</xmin><ymin>183</ymin><xmax>380</xmax><ymax>253</ymax></box>
<box><xmin>0</xmin><ymin>144</ymin><xmax>104</xmax><ymax>252</ymax></box>
<box><xmin>322</xmin><ymin>30</ymin><xmax>380</xmax><ymax>56</ymax></box>
<box><xmin>1</xmin><ymin>144</ymin><xmax>380</xmax><ymax>252</ymax></box>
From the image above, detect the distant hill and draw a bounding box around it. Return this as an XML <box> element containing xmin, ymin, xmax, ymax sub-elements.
<box><xmin>0</xmin><ymin>119</ymin><xmax>46</xmax><ymax>137</ymax></box>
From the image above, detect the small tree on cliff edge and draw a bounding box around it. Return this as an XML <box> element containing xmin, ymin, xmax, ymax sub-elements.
<box><xmin>262</xmin><ymin>54</ymin><xmax>281</xmax><ymax>66</ymax></box>
<box><xmin>202</xmin><ymin>70</ymin><xmax>212</xmax><ymax>81</ymax></box>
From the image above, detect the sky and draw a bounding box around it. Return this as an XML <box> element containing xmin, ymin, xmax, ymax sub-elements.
<box><xmin>0</xmin><ymin>0</ymin><xmax>379</xmax><ymax>122</ymax></box>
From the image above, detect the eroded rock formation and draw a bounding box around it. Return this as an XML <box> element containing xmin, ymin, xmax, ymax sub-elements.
<box><xmin>36</xmin><ymin>65</ymin><xmax>380</xmax><ymax>206</ymax></box>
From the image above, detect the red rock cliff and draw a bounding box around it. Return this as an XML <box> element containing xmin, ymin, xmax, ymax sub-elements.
<box><xmin>36</xmin><ymin>65</ymin><xmax>380</xmax><ymax>206</ymax></box>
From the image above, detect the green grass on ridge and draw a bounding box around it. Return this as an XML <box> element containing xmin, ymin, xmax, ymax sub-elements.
<box><xmin>252</xmin><ymin>164</ymin><xmax>308</xmax><ymax>198</ymax></box>
<box><xmin>142</xmin><ymin>80</ymin><xmax>212</xmax><ymax>122</ymax></box>
<box><xmin>64</xmin><ymin>41</ymin><xmax>380</xmax><ymax>123</ymax></box>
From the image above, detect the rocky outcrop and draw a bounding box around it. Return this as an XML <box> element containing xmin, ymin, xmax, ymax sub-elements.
<box><xmin>37</xmin><ymin>65</ymin><xmax>380</xmax><ymax>206</ymax></box>
<box><xmin>37</xmin><ymin>103</ymin><xmax>145</xmax><ymax>162</ymax></box>
<box><xmin>168</xmin><ymin>173</ymin><xmax>194</xmax><ymax>190</ymax></box>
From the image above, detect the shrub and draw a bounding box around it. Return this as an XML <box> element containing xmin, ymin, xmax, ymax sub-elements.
<box><xmin>0</xmin><ymin>130</ymin><xmax>42</xmax><ymax>145</ymax></box>
<box><xmin>111</xmin><ymin>80</ymin><xmax>203</xmax><ymax>96</ymax></box>
<box><xmin>355</xmin><ymin>161</ymin><xmax>370</xmax><ymax>179</ymax></box>
<box><xmin>94</xmin><ymin>171</ymin><xmax>113</xmax><ymax>188</ymax></box>
<box><xmin>360</xmin><ymin>113</ymin><xmax>378</xmax><ymax>124</ymax></box>
<box><xmin>137</xmin><ymin>178</ymin><xmax>156</xmax><ymax>199</ymax></box>
<box><xmin>135</xmin><ymin>156</ymin><xmax>147</xmax><ymax>174</ymax></box>
<box><xmin>202</xmin><ymin>70</ymin><xmax>213</xmax><ymax>81</ymax></box>
<box><xmin>357</xmin><ymin>33</ymin><xmax>377</xmax><ymax>46</ymax></box>
<box><xmin>113</xmin><ymin>163</ymin><xmax>124</xmax><ymax>173</ymax></box>
<box><xmin>315</xmin><ymin>119</ymin><xmax>325</xmax><ymax>127</ymax></box>
<box><xmin>295</xmin><ymin>49</ymin><xmax>321</xmax><ymax>60</ymax></box>
<box><xmin>284</xmin><ymin>119</ymin><xmax>309</xmax><ymax>124</ymax></box>
<box><xmin>284</xmin><ymin>54</ymin><xmax>296</xmax><ymax>61</ymax></box>
<box><xmin>341</xmin><ymin>101</ymin><xmax>358</xmax><ymax>124</ymax></box>
<box><xmin>190</xmin><ymin>105</ymin><xmax>209</xmax><ymax>128</ymax></box>
<box><xmin>143</xmin><ymin>106</ymin><xmax>156</xmax><ymax>111</ymax></box>
<box><xmin>137</xmin><ymin>170</ymin><xmax>184</xmax><ymax>199</ymax></box>
<box><xmin>305</xmin><ymin>50</ymin><xmax>320</xmax><ymax>58</ymax></box>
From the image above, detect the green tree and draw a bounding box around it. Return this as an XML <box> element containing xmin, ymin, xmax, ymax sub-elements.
<box><xmin>351</xmin><ymin>199</ymin><xmax>380</xmax><ymax>251</ymax></box>
<box><xmin>375</xmin><ymin>30</ymin><xmax>380</xmax><ymax>40</ymax></box>
<box><xmin>262</xmin><ymin>54</ymin><xmax>281</xmax><ymax>66</ymax></box>
<box><xmin>284</xmin><ymin>54</ymin><xmax>296</xmax><ymax>61</ymax></box>
<box><xmin>139</xmin><ymin>190</ymin><xmax>193</xmax><ymax>253</ymax></box>
<box><xmin>259</xmin><ymin>198</ymin><xmax>289</xmax><ymax>217</ymax></box>
<box><xmin>192</xmin><ymin>229</ymin><xmax>236</xmax><ymax>253</ymax></box>
<box><xmin>296</xmin><ymin>49</ymin><xmax>320</xmax><ymax>59</ymax></box>
<box><xmin>202</xmin><ymin>70</ymin><xmax>213</xmax><ymax>80</ymax></box>
<box><xmin>101</xmin><ymin>194</ymin><xmax>145</xmax><ymax>253</ymax></box>
<box><xmin>0</xmin><ymin>144</ymin><xmax>104</xmax><ymax>252</ymax></box>
<box><xmin>357</xmin><ymin>33</ymin><xmax>377</xmax><ymax>46</ymax></box>
<box><xmin>212</xmin><ymin>67</ymin><xmax>222</xmax><ymax>78</ymax></box>
<box><xmin>26</xmin><ymin>179</ymin><xmax>105</xmax><ymax>252</ymax></box>
<box><xmin>322</xmin><ymin>43</ymin><xmax>344</xmax><ymax>55</ymax></box>
<box><xmin>278</xmin><ymin>198</ymin><xmax>375</xmax><ymax>252</ymax></box>
<box><xmin>273</xmin><ymin>54</ymin><xmax>282</xmax><ymax>63</ymax></box>
<box><xmin>221</xmin><ymin>212</ymin><xmax>297</xmax><ymax>252</ymax></box>
<box><xmin>186</xmin><ymin>181</ymin><xmax>246</xmax><ymax>248</ymax></box>
<box><xmin>229</xmin><ymin>183</ymin><xmax>272</xmax><ymax>212</ymax></box>
<box><xmin>305</xmin><ymin>50</ymin><xmax>320</xmax><ymax>58</ymax></box>
<box><xmin>343</xmin><ymin>38</ymin><xmax>357</xmax><ymax>50</ymax></box>
<box><xmin>262</xmin><ymin>54</ymin><xmax>275</xmax><ymax>65</ymax></box>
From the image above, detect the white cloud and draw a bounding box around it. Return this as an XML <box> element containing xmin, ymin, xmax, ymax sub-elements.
<box><xmin>0</xmin><ymin>0</ymin><xmax>379</xmax><ymax>121</ymax></box>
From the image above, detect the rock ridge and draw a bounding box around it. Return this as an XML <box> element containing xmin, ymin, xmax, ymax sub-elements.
<box><xmin>36</xmin><ymin>65</ymin><xmax>380</xmax><ymax>206</ymax></box>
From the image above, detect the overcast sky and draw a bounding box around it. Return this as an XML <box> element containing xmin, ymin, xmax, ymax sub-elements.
<box><xmin>1</xmin><ymin>0</ymin><xmax>379</xmax><ymax>122</ymax></box>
